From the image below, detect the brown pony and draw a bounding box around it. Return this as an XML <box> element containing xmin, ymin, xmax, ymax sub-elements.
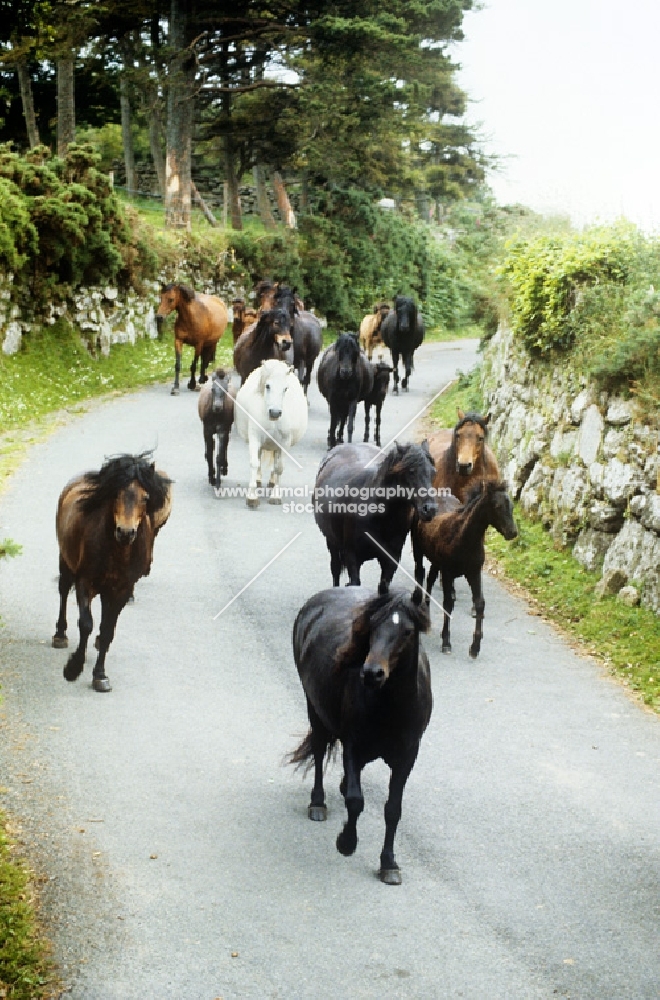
<box><xmin>156</xmin><ymin>283</ymin><xmax>229</xmax><ymax>395</ymax></box>
<box><xmin>412</xmin><ymin>481</ymin><xmax>517</xmax><ymax>659</ymax></box>
<box><xmin>231</xmin><ymin>298</ymin><xmax>258</xmax><ymax>345</ymax></box>
<box><xmin>427</xmin><ymin>408</ymin><xmax>500</xmax><ymax>502</ymax></box>
<box><xmin>52</xmin><ymin>453</ymin><xmax>172</xmax><ymax>692</ymax></box>
<box><xmin>359</xmin><ymin>302</ymin><xmax>390</xmax><ymax>360</ymax></box>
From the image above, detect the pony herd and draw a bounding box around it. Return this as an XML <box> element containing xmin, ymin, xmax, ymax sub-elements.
<box><xmin>51</xmin><ymin>278</ymin><xmax>517</xmax><ymax>885</ymax></box>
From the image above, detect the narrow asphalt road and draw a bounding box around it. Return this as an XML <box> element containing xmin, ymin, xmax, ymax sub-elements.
<box><xmin>0</xmin><ymin>340</ymin><xmax>658</xmax><ymax>1000</ymax></box>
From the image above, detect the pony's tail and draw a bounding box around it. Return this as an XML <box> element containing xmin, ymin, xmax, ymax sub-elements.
<box><xmin>286</xmin><ymin>729</ymin><xmax>338</xmax><ymax>773</ymax></box>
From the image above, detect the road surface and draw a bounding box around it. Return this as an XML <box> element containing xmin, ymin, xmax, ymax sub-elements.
<box><xmin>0</xmin><ymin>340</ymin><xmax>658</xmax><ymax>999</ymax></box>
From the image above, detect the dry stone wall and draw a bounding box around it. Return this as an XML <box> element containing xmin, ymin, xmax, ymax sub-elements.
<box><xmin>481</xmin><ymin>324</ymin><xmax>660</xmax><ymax>612</ymax></box>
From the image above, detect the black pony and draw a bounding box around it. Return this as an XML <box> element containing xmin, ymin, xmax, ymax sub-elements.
<box><xmin>233</xmin><ymin>307</ymin><xmax>293</xmax><ymax>383</ymax></box>
<box><xmin>290</xmin><ymin>586</ymin><xmax>432</xmax><ymax>884</ymax></box>
<box><xmin>314</xmin><ymin>440</ymin><xmax>438</xmax><ymax>593</ymax></box>
<box><xmin>381</xmin><ymin>295</ymin><xmax>425</xmax><ymax>393</ymax></box>
<box><xmin>52</xmin><ymin>453</ymin><xmax>172</xmax><ymax>692</ymax></box>
<box><xmin>317</xmin><ymin>333</ymin><xmax>374</xmax><ymax>449</ymax></box>
<box><xmin>274</xmin><ymin>285</ymin><xmax>323</xmax><ymax>397</ymax></box>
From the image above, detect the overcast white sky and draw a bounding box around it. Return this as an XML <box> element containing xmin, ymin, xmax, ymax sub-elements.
<box><xmin>453</xmin><ymin>0</ymin><xmax>660</xmax><ymax>230</ymax></box>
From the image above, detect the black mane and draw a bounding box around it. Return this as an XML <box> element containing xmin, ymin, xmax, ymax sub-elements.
<box><xmin>252</xmin><ymin>308</ymin><xmax>291</xmax><ymax>349</ymax></box>
<box><xmin>454</xmin><ymin>411</ymin><xmax>489</xmax><ymax>437</ymax></box>
<box><xmin>337</xmin><ymin>589</ymin><xmax>431</xmax><ymax>670</ymax></box>
<box><xmin>80</xmin><ymin>452</ymin><xmax>172</xmax><ymax>516</ymax></box>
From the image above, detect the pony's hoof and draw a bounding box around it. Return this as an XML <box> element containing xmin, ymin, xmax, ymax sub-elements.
<box><xmin>442</xmin><ymin>643</ymin><xmax>452</xmax><ymax>654</ymax></box>
<box><xmin>52</xmin><ymin>635</ymin><xmax>68</xmax><ymax>649</ymax></box>
<box><xmin>170</xmin><ymin>387</ymin><xmax>180</xmax><ymax>396</ymax></box>
<box><xmin>392</xmin><ymin>387</ymin><xmax>399</xmax><ymax>395</ymax></box>
<box><xmin>92</xmin><ymin>677</ymin><xmax>112</xmax><ymax>693</ymax></box>
<box><xmin>268</xmin><ymin>495</ymin><xmax>282</xmax><ymax>505</ymax></box>
<box><xmin>214</xmin><ymin>487</ymin><xmax>223</xmax><ymax>499</ymax></box>
<box><xmin>246</xmin><ymin>497</ymin><xmax>260</xmax><ymax>509</ymax></box>
<box><xmin>469</xmin><ymin>646</ymin><xmax>480</xmax><ymax>660</ymax></box>
<box><xmin>63</xmin><ymin>661</ymin><xmax>83</xmax><ymax>682</ymax></box>
<box><xmin>379</xmin><ymin>867</ymin><xmax>402</xmax><ymax>885</ymax></box>
<box><xmin>336</xmin><ymin>830</ymin><xmax>357</xmax><ymax>856</ymax></box>
<box><xmin>94</xmin><ymin>635</ymin><xmax>100</xmax><ymax>650</ymax></box>
<box><xmin>308</xmin><ymin>805</ymin><xmax>327</xmax><ymax>822</ymax></box>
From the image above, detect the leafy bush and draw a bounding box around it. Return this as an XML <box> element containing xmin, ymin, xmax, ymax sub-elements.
<box><xmin>0</xmin><ymin>143</ymin><xmax>158</xmax><ymax>300</ymax></box>
<box><xmin>502</xmin><ymin>224</ymin><xmax>646</xmax><ymax>355</ymax></box>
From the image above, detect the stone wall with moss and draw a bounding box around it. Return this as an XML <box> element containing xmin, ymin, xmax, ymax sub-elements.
<box><xmin>481</xmin><ymin>324</ymin><xmax>660</xmax><ymax>612</ymax></box>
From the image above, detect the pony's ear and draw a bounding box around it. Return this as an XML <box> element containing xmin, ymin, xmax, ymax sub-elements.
<box><xmin>421</xmin><ymin>438</ymin><xmax>431</xmax><ymax>455</ymax></box>
<box><xmin>457</xmin><ymin>407</ymin><xmax>465</xmax><ymax>420</ymax></box>
<box><xmin>411</xmin><ymin>587</ymin><xmax>423</xmax><ymax>607</ymax></box>
<box><xmin>483</xmin><ymin>412</ymin><xmax>491</xmax><ymax>426</ymax></box>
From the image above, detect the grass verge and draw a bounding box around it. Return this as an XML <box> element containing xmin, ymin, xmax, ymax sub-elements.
<box><xmin>429</xmin><ymin>362</ymin><xmax>660</xmax><ymax>713</ymax></box>
<box><xmin>0</xmin><ymin>821</ymin><xmax>58</xmax><ymax>998</ymax></box>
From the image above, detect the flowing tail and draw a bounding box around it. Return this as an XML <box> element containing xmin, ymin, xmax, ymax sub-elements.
<box><xmin>287</xmin><ymin>729</ymin><xmax>338</xmax><ymax>772</ymax></box>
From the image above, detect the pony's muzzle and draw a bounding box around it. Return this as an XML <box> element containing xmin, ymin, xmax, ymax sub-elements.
<box><xmin>457</xmin><ymin>462</ymin><xmax>473</xmax><ymax>475</ymax></box>
<box><xmin>268</xmin><ymin>408</ymin><xmax>282</xmax><ymax>420</ymax></box>
<box><xmin>419</xmin><ymin>501</ymin><xmax>438</xmax><ymax>521</ymax></box>
<box><xmin>115</xmin><ymin>526</ymin><xmax>137</xmax><ymax>545</ymax></box>
<box><xmin>338</xmin><ymin>367</ymin><xmax>353</xmax><ymax>380</ymax></box>
<box><xmin>361</xmin><ymin>661</ymin><xmax>387</xmax><ymax>688</ymax></box>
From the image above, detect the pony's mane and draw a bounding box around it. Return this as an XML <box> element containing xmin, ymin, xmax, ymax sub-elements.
<box><xmin>80</xmin><ymin>452</ymin><xmax>172</xmax><ymax>516</ymax></box>
<box><xmin>454</xmin><ymin>411</ymin><xmax>489</xmax><ymax>437</ymax></box>
<box><xmin>333</xmin><ymin>332</ymin><xmax>360</xmax><ymax>359</ymax></box>
<box><xmin>378</xmin><ymin>441</ymin><xmax>434</xmax><ymax>485</ymax></box>
<box><xmin>463</xmin><ymin>479</ymin><xmax>509</xmax><ymax>508</ymax></box>
<box><xmin>162</xmin><ymin>281</ymin><xmax>194</xmax><ymax>302</ymax></box>
<box><xmin>252</xmin><ymin>308</ymin><xmax>291</xmax><ymax>349</ymax></box>
<box><xmin>273</xmin><ymin>285</ymin><xmax>299</xmax><ymax>317</ymax></box>
<box><xmin>254</xmin><ymin>278</ymin><xmax>276</xmax><ymax>302</ymax></box>
<box><xmin>336</xmin><ymin>590</ymin><xmax>430</xmax><ymax>670</ymax></box>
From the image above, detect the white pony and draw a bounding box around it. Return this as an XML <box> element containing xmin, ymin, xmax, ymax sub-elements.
<box><xmin>235</xmin><ymin>359</ymin><xmax>308</xmax><ymax>507</ymax></box>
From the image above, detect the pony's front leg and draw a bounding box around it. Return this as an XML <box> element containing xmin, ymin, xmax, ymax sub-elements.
<box><xmin>379</xmin><ymin>750</ymin><xmax>418</xmax><ymax>885</ymax></box>
<box><xmin>204</xmin><ymin>427</ymin><xmax>215</xmax><ymax>485</ymax></box>
<box><xmin>336</xmin><ymin>744</ymin><xmax>364</xmax><ymax>857</ymax></box>
<box><xmin>440</xmin><ymin>571</ymin><xmax>455</xmax><ymax>653</ymax></box>
<box><xmin>188</xmin><ymin>350</ymin><xmax>200</xmax><ymax>391</ymax></box>
<box><xmin>63</xmin><ymin>579</ymin><xmax>93</xmax><ymax>682</ymax></box>
<box><xmin>171</xmin><ymin>341</ymin><xmax>182</xmax><ymax>395</ymax></box>
<box><xmin>466</xmin><ymin>568</ymin><xmax>485</xmax><ymax>659</ymax></box>
<box><xmin>198</xmin><ymin>343</ymin><xmax>213</xmax><ymax>384</ymax></box>
<box><xmin>402</xmin><ymin>353</ymin><xmax>412</xmax><ymax>392</ymax></box>
<box><xmin>336</xmin><ymin>409</ymin><xmax>348</xmax><ymax>444</ymax></box>
<box><xmin>391</xmin><ymin>352</ymin><xmax>400</xmax><ymax>394</ymax></box>
<box><xmin>344</xmin><ymin>550</ymin><xmax>362</xmax><ymax>587</ymax></box>
<box><xmin>267</xmin><ymin>448</ymin><xmax>284</xmax><ymax>505</ymax></box>
<box><xmin>374</xmin><ymin>401</ymin><xmax>383</xmax><ymax>447</ymax></box>
<box><xmin>52</xmin><ymin>557</ymin><xmax>74</xmax><ymax>648</ymax></box>
<box><xmin>92</xmin><ymin>593</ymin><xmax>128</xmax><ymax>692</ymax></box>
<box><xmin>328</xmin><ymin>543</ymin><xmax>342</xmax><ymax>586</ymax></box>
<box><xmin>246</xmin><ymin>432</ymin><xmax>262</xmax><ymax>508</ymax></box>
<box><xmin>328</xmin><ymin>411</ymin><xmax>338</xmax><ymax>449</ymax></box>
<box><xmin>412</xmin><ymin>534</ymin><xmax>426</xmax><ymax>604</ymax></box>
<box><xmin>218</xmin><ymin>426</ymin><xmax>229</xmax><ymax>479</ymax></box>
<box><xmin>347</xmin><ymin>401</ymin><xmax>357</xmax><ymax>443</ymax></box>
<box><xmin>363</xmin><ymin>402</ymin><xmax>371</xmax><ymax>443</ymax></box>
<box><xmin>377</xmin><ymin>555</ymin><xmax>396</xmax><ymax>596</ymax></box>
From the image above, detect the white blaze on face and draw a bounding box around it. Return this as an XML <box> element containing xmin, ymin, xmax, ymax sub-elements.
<box><xmin>392</xmin><ymin>612</ymin><xmax>400</xmax><ymax>624</ymax></box>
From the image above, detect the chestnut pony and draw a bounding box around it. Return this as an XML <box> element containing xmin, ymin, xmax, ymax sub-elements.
<box><xmin>427</xmin><ymin>408</ymin><xmax>500</xmax><ymax>503</ymax></box>
<box><xmin>156</xmin><ymin>283</ymin><xmax>229</xmax><ymax>395</ymax></box>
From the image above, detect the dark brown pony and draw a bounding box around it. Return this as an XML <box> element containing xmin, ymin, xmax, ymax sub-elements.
<box><xmin>289</xmin><ymin>586</ymin><xmax>432</xmax><ymax>884</ymax></box>
<box><xmin>52</xmin><ymin>453</ymin><xmax>172</xmax><ymax>692</ymax></box>
<box><xmin>273</xmin><ymin>285</ymin><xmax>323</xmax><ymax>397</ymax></box>
<box><xmin>197</xmin><ymin>368</ymin><xmax>236</xmax><ymax>492</ymax></box>
<box><xmin>233</xmin><ymin>307</ymin><xmax>294</xmax><ymax>383</ymax></box>
<box><xmin>231</xmin><ymin>298</ymin><xmax>257</xmax><ymax>345</ymax></box>
<box><xmin>412</xmin><ymin>480</ymin><xmax>517</xmax><ymax>659</ymax></box>
<box><xmin>156</xmin><ymin>283</ymin><xmax>229</xmax><ymax>395</ymax></box>
<box><xmin>428</xmin><ymin>408</ymin><xmax>500</xmax><ymax>503</ymax></box>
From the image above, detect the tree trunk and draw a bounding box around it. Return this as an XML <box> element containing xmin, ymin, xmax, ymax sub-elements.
<box><xmin>148</xmin><ymin>95</ymin><xmax>166</xmax><ymax>198</ymax></box>
<box><xmin>165</xmin><ymin>0</ymin><xmax>195</xmax><ymax>229</ymax></box>
<box><xmin>253</xmin><ymin>164</ymin><xmax>276</xmax><ymax>229</ymax></box>
<box><xmin>16</xmin><ymin>60</ymin><xmax>40</xmax><ymax>148</ymax></box>
<box><xmin>191</xmin><ymin>180</ymin><xmax>218</xmax><ymax>227</ymax></box>
<box><xmin>119</xmin><ymin>72</ymin><xmax>137</xmax><ymax>196</ymax></box>
<box><xmin>223</xmin><ymin>136</ymin><xmax>242</xmax><ymax>230</ymax></box>
<box><xmin>56</xmin><ymin>56</ymin><xmax>75</xmax><ymax>157</ymax></box>
<box><xmin>272</xmin><ymin>171</ymin><xmax>296</xmax><ymax>228</ymax></box>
